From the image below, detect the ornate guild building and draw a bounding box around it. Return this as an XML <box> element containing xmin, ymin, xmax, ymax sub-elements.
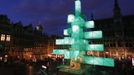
<box><xmin>91</xmin><ymin>0</ymin><xmax>134</xmax><ymax>58</ymax></box>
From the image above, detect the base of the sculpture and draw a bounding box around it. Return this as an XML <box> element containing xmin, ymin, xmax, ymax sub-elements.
<box><xmin>57</xmin><ymin>65</ymin><xmax>85</xmax><ymax>75</ymax></box>
<box><xmin>57</xmin><ymin>65</ymin><xmax>114</xmax><ymax>75</ymax></box>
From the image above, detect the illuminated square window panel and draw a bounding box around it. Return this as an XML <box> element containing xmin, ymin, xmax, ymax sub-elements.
<box><xmin>85</xmin><ymin>21</ymin><xmax>94</xmax><ymax>28</ymax></box>
<box><xmin>83</xmin><ymin>56</ymin><xmax>114</xmax><ymax>67</ymax></box>
<box><xmin>84</xmin><ymin>31</ymin><xmax>102</xmax><ymax>39</ymax></box>
<box><xmin>86</xmin><ymin>44</ymin><xmax>104</xmax><ymax>51</ymax></box>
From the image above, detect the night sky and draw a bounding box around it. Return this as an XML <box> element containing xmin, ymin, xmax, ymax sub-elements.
<box><xmin>0</xmin><ymin>0</ymin><xmax>134</xmax><ymax>35</ymax></box>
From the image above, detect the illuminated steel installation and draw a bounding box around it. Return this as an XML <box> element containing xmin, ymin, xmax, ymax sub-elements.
<box><xmin>53</xmin><ymin>0</ymin><xmax>114</xmax><ymax>68</ymax></box>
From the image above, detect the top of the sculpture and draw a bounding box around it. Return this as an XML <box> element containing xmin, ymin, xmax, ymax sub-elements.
<box><xmin>75</xmin><ymin>0</ymin><xmax>81</xmax><ymax>16</ymax></box>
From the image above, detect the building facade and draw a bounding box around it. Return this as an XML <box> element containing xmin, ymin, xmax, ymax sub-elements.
<box><xmin>0</xmin><ymin>16</ymin><xmax>50</xmax><ymax>62</ymax></box>
<box><xmin>89</xmin><ymin>0</ymin><xmax>134</xmax><ymax>59</ymax></box>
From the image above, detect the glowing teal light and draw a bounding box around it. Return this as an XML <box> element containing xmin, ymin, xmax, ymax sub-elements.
<box><xmin>64</xmin><ymin>28</ymin><xmax>72</xmax><ymax>36</ymax></box>
<box><xmin>67</xmin><ymin>14</ymin><xmax>75</xmax><ymax>23</ymax></box>
<box><xmin>64</xmin><ymin>29</ymin><xmax>69</xmax><ymax>36</ymax></box>
<box><xmin>52</xmin><ymin>49</ymin><xmax>66</xmax><ymax>55</ymax></box>
<box><xmin>86</xmin><ymin>44</ymin><xmax>104</xmax><ymax>51</ymax></box>
<box><xmin>52</xmin><ymin>49</ymin><xmax>70</xmax><ymax>59</ymax></box>
<box><xmin>85</xmin><ymin>21</ymin><xmax>94</xmax><ymax>28</ymax></box>
<box><xmin>52</xmin><ymin>0</ymin><xmax>114</xmax><ymax>68</ymax></box>
<box><xmin>70</xmin><ymin>51</ymin><xmax>80</xmax><ymax>59</ymax></box>
<box><xmin>64</xmin><ymin>37</ymin><xmax>74</xmax><ymax>44</ymax></box>
<box><xmin>83</xmin><ymin>56</ymin><xmax>115</xmax><ymax>67</ymax></box>
<box><xmin>53</xmin><ymin>49</ymin><xmax>80</xmax><ymax>59</ymax></box>
<box><xmin>72</xmin><ymin>25</ymin><xmax>80</xmax><ymax>32</ymax></box>
<box><xmin>71</xmin><ymin>39</ymin><xmax>87</xmax><ymax>50</ymax></box>
<box><xmin>56</xmin><ymin>39</ymin><xmax>64</xmax><ymax>45</ymax></box>
<box><xmin>84</xmin><ymin>31</ymin><xmax>102</xmax><ymax>39</ymax></box>
<box><xmin>72</xmin><ymin>16</ymin><xmax>85</xmax><ymax>27</ymax></box>
<box><xmin>75</xmin><ymin>0</ymin><xmax>81</xmax><ymax>15</ymax></box>
<box><xmin>56</xmin><ymin>37</ymin><xmax>74</xmax><ymax>45</ymax></box>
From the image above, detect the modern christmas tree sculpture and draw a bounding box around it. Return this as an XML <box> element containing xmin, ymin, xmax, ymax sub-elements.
<box><xmin>53</xmin><ymin>0</ymin><xmax>114</xmax><ymax>74</ymax></box>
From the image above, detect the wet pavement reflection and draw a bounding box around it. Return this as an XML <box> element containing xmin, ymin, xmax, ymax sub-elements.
<box><xmin>1</xmin><ymin>58</ymin><xmax>134</xmax><ymax>75</ymax></box>
<box><xmin>27</xmin><ymin>65</ymin><xmax>34</xmax><ymax>75</ymax></box>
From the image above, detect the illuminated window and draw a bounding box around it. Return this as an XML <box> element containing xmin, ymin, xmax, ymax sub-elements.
<box><xmin>1</xmin><ymin>34</ymin><xmax>5</xmax><ymax>41</ymax></box>
<box><xmin>6</xmin><ymin>35</ymin><xmax>11</xmax><ymax>42</ymax></box>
